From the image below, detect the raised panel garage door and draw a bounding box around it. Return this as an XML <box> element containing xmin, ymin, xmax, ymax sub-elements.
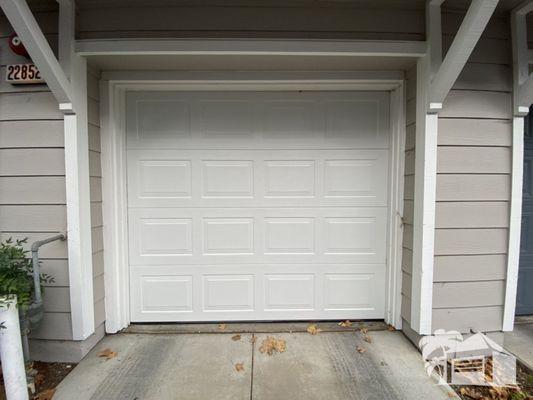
<box><xmin>127</xmin><ymin>91</ymin><xmax>390</xmax><ymax>322</ymax></box>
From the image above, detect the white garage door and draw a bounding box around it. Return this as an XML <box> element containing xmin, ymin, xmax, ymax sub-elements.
<box><xmin>126</xmin><ymin>90</ymin><xmax>390</xmax><ymax>322</ymax></box>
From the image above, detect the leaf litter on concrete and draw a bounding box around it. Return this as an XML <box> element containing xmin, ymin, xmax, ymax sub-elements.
<box><xmin>306</xmin><ymin>324</ymin><xmax>321</xmax><ymax>335</ymax></box>
<box><xmin>97</xmin><ymin>348</ymin><xmax>118</xmax><ymax>361</ymax></box>
<box><xmin>259</xmin><ymin>336</ymin><xmax>286</xmax><ymax>356</ymax></box>
<box><xmin>338</xmin><ymin>320</ymin><xmax>353</xmax><ymax>328</ymax></box>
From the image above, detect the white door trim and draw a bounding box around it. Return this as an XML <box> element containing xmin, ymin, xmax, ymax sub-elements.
<box><xmin>100</xmin><ymin>73</ymin><xmax>405</xmax><ymax>332</ymax></box>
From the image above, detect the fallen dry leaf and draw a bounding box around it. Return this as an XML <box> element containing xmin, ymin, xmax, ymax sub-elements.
<box><xmin>459</xmin><ymin>387</ymin><xmax>483</xmax><ymax>400</ymax></box>
<box><xmin>356</xmin><ymin>346</ymin><xmax>366</xmax><ymax>354</ymax></box>
<box><xmin>307</xmin><ymin>324</ymin><xmax>321</xmax><ymax>335</ymax></box>
<box><xmin>362</xmin><ymin>335</ymin><xmax>373</xmax><ymax>344</ymax></box>
<box><xmin>231</xmin><ymin>334</ymin><xmax>242</xmax><ymax>341</ymax></box>
<box><xmin>34</xmin><ymin>373</ymin><xmax>45</xmax><ymax>386</ymax></box>
<box><xmin>33</xmin><ymin>388</ymin><xmax>56</xmax><ymax>400</ymax></box>
<box><xmin>235</xmin><ymin>362</ymin><xmax>244</xmax><ymax>372</ymax></box>
<box><xmin>218</xmin><ymin>323</ymin><xmax>226</xmax><ymax>331</ymax></box>
<box><xmin>259</xmin><ymin>336</ymin><xmax>286</xmax><ymax>356</ymax></box>
<box><xmin>387</xmin><ymin>325</ymin><xmax>396</xmax><ymax>332</ymax></box>
<box><xmin>97</xmin><ymin>348</ymin><xmax>118</xmax><ymax>360</ymax></box>
<box><xmin>338</xmin><ymin>320</ymin><xmax>353</xmax><ymax>328</ymax></box>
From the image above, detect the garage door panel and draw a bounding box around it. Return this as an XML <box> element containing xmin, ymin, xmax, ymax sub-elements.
<box><xmin>127</xmin><ymin>149</ymin><xmax>389</xmax><ymax>208</ymax></box>
<box><xmin>128</xmin><ymin>208</ymin><xmax>387</xmax><ymax>265</ymax></box>
<box><xmin>127</xmin><ymin>90</ymin><xmax>390</xmax><ymax>322</ymax></box>
<box><xmin>130</xmin><ymin>264</ymin><xmax>385</xmax><ymax>321</ymax></box>
<box><xmin>126</xmin><ymin>91</ymin><xmax>389</xmax><ymax>150</ymax></box>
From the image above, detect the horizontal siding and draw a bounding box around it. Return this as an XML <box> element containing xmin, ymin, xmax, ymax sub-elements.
<box><xmin>30</xmin><ymin>312</ymin><xmax>72</xmax><ymax>341</ymax></box>
<box><xmin>432</xmin><ymin>281</ymin><xmax>505</xmax><ymax>309</ymax></box>
<box><xmin>432</xmin><ymin>306</ymin><xmax>504</xmax><ymax>333</ymax></box>
<box><xmin>0</xmin><ymin>177</ymin><xmax>66</xmax><ymax>204</ymax></box>
<box><xmin>442</xmin><ymin>35</ymin><xmax>510</xmax><ymax>65</ymax></box>
<box><xmin>436</xmin><ymin>175</ymin><xmax>510</xmax><ymax>201</ymax></box>
<box><xmin>434</xmin><ymin>255</ymin><xmax>507</xmax><ymax>282</ymax></box>
<box><xmin>438</xmin><ymin>119</ymin><xmax>512</xmax><ymax>147</ymax></box>
<box><xmin>434</xmin><ymin>229</ymin><xmax>508</xmax><ymax>255</ymax></box>
<box><xmin>440</xmin><ymin>90</ymin><xmax>511</xmax><ymax>120</ymax></box>
<box><xmin>40</xmin><ymin>259</ymin><xmax>69</xmax><ymax>287</ymax></box>
<box><xmin>0</xmin><ymin>92</ymin><xmax>62</xmax><ymax>121</ymax></box>
<box><xmin>0</xmin><ymin>121</ymin><xmax>64</xmax><ymax>148</ymax></box>
<box><xmin>0</xmin><ymin>232</ymin><xmax>68</xmax><ymax>258</ymax></box>
<box><xmin>0</xmin><ymin>148</ymin><xmax>65</xmax><ymax>175</ymax></box>
<box><xmin>453</xmin><ymin>63</ymin><xmax>511</xmax><ymax>92</ymax></box>
<box><xmin>77</xmin><ymin>4</ymin><xmax>426</xmax><ymax>40</ymax></box>
<box><xmin>437</xmin><ymin>147</ymin><xmax>511</xmax><ymax>174</ymax></box>
<box><xmin>435</xmin><ymin>202</ymin><xmax>509</xmax><ymax>228</ymax></box>
<box><xmin>433</xmin><ymin>12</ymin><xmax>512</xmax><ymax>334</ymax></box>
<box><xmin>0</xmin><ymin>10</ymin><xmax>71</xmax><ymax>343</ymax></box>
<box><xmin>0</xmin><ymin>205</ymin><xmax>67</xmax><ymax>231</ymax></box>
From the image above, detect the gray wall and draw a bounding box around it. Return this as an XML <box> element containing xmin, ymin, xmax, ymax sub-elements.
<box><xmin>0</xmin><ymin>4</ymin><xmax>106</xmax><ymax>361</ymax></box>
<box><xmin>0</xmin><ymin>6</ymin><xmax>74</xmax><ymax>344</ymax></box>
<box><xmin>0</xmin><ymin>0</ymin><xmax>519</xmax><ymax>361</ymax></box>
<box><xmin>432</xmin><ymin>12</ymin><xmax>512</xmax><ymax>333</ymax></box>
<box><xmin>400</xmin><ymin>11</ymin><xmax>512</xmax><ymax>337</ymax></box>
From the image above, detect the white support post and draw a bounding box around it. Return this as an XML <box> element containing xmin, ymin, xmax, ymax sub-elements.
<box><xmin>411</xmin><ymin>54</ymin><xmax>438</xmax><ymax>335</ymax></box>
<box><xmin>0</xmin><ymin>0</ymin><xmax>72</xmax><ymax>105</ymax></box>
<box><xmin>408</xmin><ymin>0</ymin><xmax>500</xmax><ymax>335</ymax></box>
<box><xmin>504</xmin><ymin>0</ymin><xmax>531</xmax><ymax>331</ymax></box>
<box><xmin>503</xmin><ymin>117</ymin><xmax>525</xmax><ymax>331</ymax></box>
<box><xmin>59</xmin><ymin>0</ymin><xmax>95</xmax><ymax>340</ymax></box>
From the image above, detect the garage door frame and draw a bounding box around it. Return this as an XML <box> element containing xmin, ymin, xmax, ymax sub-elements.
<box><xmin>100</xmin><ymin>71</ymin><xmax>406</xmax><ymax>333</ymax></box>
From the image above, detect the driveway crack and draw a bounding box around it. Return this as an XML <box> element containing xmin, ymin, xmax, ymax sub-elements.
<box><xmin>250</xmin><ymin>333</ymin><xmax>255</xmax><ymax>400</ymax></box>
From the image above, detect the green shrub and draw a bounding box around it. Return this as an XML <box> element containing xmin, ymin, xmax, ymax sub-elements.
<box><xmin>0</xmin><ymin>238</ymin><xmax>54</xmax><ymax>311</ymax></box>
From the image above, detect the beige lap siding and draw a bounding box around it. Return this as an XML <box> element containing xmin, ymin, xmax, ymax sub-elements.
<box><xmin>0</xmin><ymin>5</ymin><xmax>74</xmax><ymax>342</ymax></box>
<box><xmin>432</xmin><ymin>11</ymin><xmax>512</xmax><ymax>334</ymax></box>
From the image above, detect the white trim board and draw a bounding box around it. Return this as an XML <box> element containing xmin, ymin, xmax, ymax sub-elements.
<box><xmin>503</xmin><ymin>116</ymin><xmax>525</xmax><ymax>331</ymax></box>
<box><xmin>77</xmin><ymin>39</ymin><xmax>426</xmax><ymax>58</ymax></box>
<box><xmin>100</xmin><ymin>74</ymin><xmax>406</xmax><ymax>332</ymax></box>
<box><xmin>410</xmin><ymin>54</ymin><xmax>437</xmax><ymax>335</ymax></box>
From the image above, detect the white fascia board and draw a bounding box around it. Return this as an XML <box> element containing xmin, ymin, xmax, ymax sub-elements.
<box><xmin>503</xmin><ymin>117</ymin><xmax>525</xmax><ymax>331</ymax></box>
<box><xmin>429</xmin><ymin>0</ymin><xmax>499</xmax><ymax>106</ymax></box>
<box><xmin>76</xmin><ymin>39</ymin><xmax>427</xmax><ymax>57</ymax></box>
<box><xmin>0</xmin><ymin>0</ymin><xmax>72</xmax><ymax>105</ymax></box>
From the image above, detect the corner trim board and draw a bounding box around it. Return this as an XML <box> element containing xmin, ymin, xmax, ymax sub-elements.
<box><xmin>503</xmin><ymin>117</ymin><xmax>525</xmax><ymax>331</ymax></box>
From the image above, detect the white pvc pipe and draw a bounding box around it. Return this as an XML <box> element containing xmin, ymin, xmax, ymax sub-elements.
<box><xmin>0</xmin><ymin>296</ymin><xmax>28</xmax><ymax>400</ymax></box>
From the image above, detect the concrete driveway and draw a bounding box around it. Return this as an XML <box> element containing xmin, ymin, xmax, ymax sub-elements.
<box><xmin>54</xmin><ymin>327</ymin><xmax>453</xmax><ymax>400</ymax></box>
